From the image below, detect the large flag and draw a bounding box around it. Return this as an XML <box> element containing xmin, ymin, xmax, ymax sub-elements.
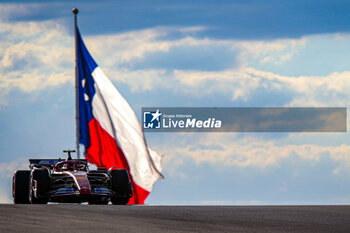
<box><xmin>77</xmin><ymin>28</ymin><xmax>163</xmax><ymax>204</ymax></box>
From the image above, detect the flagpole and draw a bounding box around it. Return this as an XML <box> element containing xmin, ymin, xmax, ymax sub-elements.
<box><xmin>73</xmin><ymin>8</ymin><xmax>80</xmax><ymax>159</ymax></box>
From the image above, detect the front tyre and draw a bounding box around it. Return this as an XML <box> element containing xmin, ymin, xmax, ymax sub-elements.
<box><xmin>13</xmin><ymin>170</ymin><xmax>31</xmax><ymax>204</ymax></box>
<box><xmin>30</xmin><ymin>169</ymin><xmax>50</xmax><ymax>204</ymax></box>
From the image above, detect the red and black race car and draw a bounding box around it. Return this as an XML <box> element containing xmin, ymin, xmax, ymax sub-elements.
<box><xmin>12</xmin><ymin>152</ymin><xmax>132</xmax><ymax>205</ymax></box>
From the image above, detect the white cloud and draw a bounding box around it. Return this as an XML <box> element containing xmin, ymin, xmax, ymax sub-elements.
<box><xmin>0</xmin><ymin>159</ymin><xmax>28</xmax><ymax>179</ymax></box>
<box><xmin>0</xmin><ymin>3</ymin><xmax>43</xmax><ymax>22</ymax></box>
<box><xmin>0</xmin><ymin>19</ymin><xmax>73</xmax><ymax>102</ymax></box>
<box><xmin>1</xmin><ymin>13</ymin><xmax>350</xmax><ymax>133</ymax></box>
<box><xmin>80</xmin><ymin>29</ymin><xmax>350</xmax><ymax>108</ymax></box>
<box><xmin>0</xmin><ymin>14</ymin><xmax>342</xmax><ymax>110</ymax></box>
<box><xmin>170</xmin><ymin>68</ymin><xmax>350</xmax><ymax>107</ymax></box>
<box><xmin>237</xmin><ymin>37</ymin><xmax>306</xmax><ymax>65</ymax></box>
<box><xmin>156</xmin><ymin>133</ymin><xmax>350</xmax><ymax>178</ymax></box>
<box><xmin>104</xmin><ymin>68</ymin><xmax>169</xmax><ymax>92</ymax></box>
<box><xmin>86</xmin><ymin>26</ymin><xmax>304</xmax><ymax>69</ymax></box>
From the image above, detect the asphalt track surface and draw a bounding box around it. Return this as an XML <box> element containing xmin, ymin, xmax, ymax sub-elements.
<box><xmin>0</xmin><ymin>205</ymin><xmax>350</xmax><ymax>233</ymax></box>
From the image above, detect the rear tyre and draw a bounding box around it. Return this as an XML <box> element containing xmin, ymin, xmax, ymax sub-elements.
<box><xmin>110</xmin><ymin>169</ymin><xmax>132</xmax><ymax>205</ymax></box>
<box><xmin>13</xmin><ymin>170</ymin><xmax>31</xmax><ymax>204</ymax></box>
<box><xmin>30</xmin><ymin>169</ymin><xmax>50</xmax><ymax>204</ymax></box>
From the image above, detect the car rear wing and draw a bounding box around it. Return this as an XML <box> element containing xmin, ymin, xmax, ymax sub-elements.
<box><xmin>29</xmin><ymin>159</ymin><xmax>88</xmax><ymax>166</ymax></box>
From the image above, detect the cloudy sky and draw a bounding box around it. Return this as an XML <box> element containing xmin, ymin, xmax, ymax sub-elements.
<box><xmin>1</xmin><ymin>0</ymin><xmax>350</xmax><ymax>204</ymax></box>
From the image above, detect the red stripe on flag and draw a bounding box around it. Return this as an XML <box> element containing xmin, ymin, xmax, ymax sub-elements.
<box><xmin>85</xmin><ymin>118</ymin><xmax>150</xmax><ymax>204</ymax></box>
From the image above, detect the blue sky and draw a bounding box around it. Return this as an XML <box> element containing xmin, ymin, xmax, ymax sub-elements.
<box><xmin>1</xmin><ymin>1</ymin><xmax>350</xmax><ymax>204</ymax></box>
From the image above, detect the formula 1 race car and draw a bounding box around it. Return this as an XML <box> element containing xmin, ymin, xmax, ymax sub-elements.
<box><xmin>12</xmin><ymin>151</ymin><xmax>132</xmax><ymax>205</ymax></box>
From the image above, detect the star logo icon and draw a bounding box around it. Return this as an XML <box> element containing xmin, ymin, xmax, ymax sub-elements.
<box><xmin>150</xmin><ymin>109</ymin><xmax>162</xmax><ymax>122</ymax></box>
